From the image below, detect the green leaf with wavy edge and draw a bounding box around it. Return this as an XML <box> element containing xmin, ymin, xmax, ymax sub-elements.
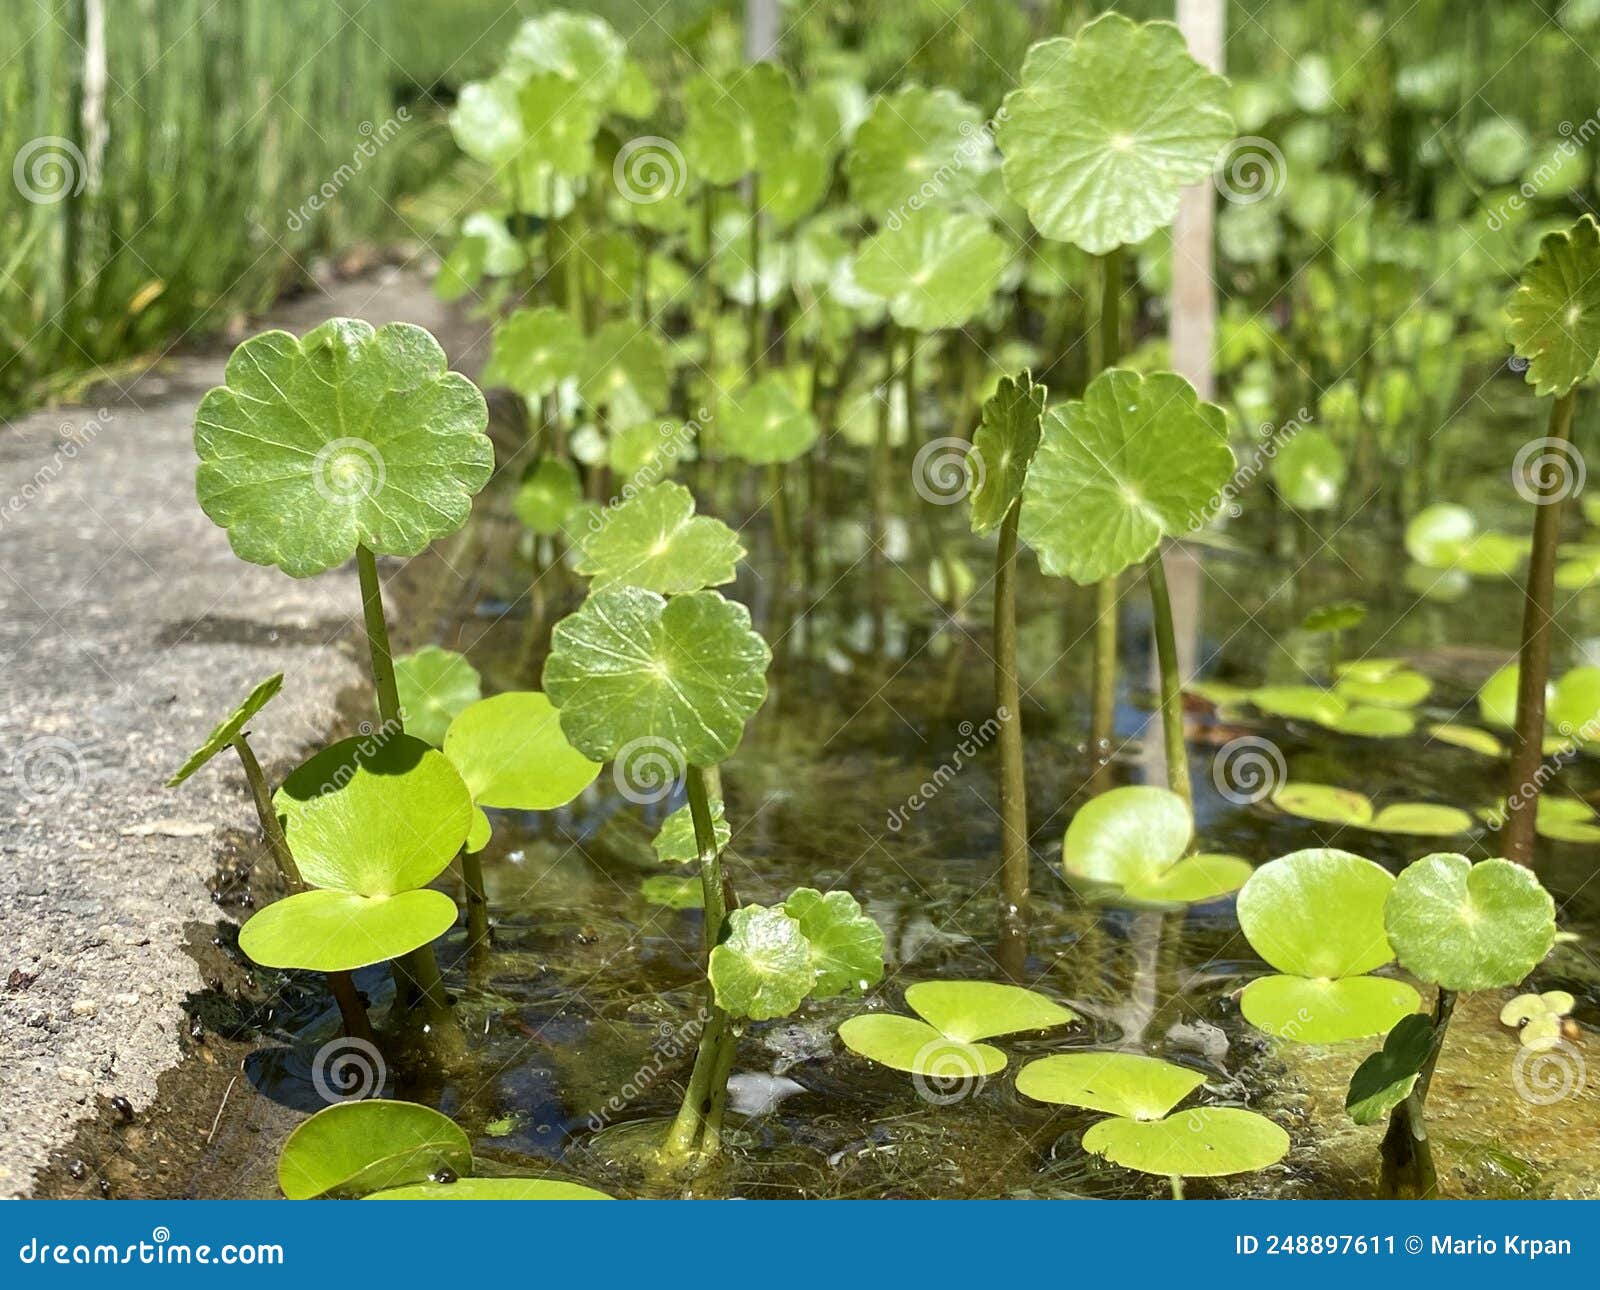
<box><xmin>682</xmin><ymin>63</ymin><xmax>796</xmax><ymax>186</ymax></box>
<box><xmin>1083</xmin><ymin>1106</ymin><xmax>1289</xmax><ymax>1178</ymax></box>
<box><xmin>1017</xmin><ymin>1051</ymin><xmax>1203</xmax><ymax>1119</ymax></box>
<box><xmin>784</xmin><ymin>887</ymin><xmax>885</xmax><ymax>999</ymax></box>
<box><xmin>1240</xmin><ymin>973</ymin><xmax>1420</xmax><ymax>1044</ymax></box>
<box><xmin>652</xmin><ymin>797</ymin><xmax>730</xmax><ymax>864</ymax></box>
<box><xmin>998</xmin><ymin>14</ymin><xmax>1234</xmax><ymax>254</ymax></box>
<box><xmin>167</xmin><ymin>674</ymin><xmax>283</xmax><ymax>786</ymax></box>
<box><xmin>709</xmin><ymin>905</ymin><xmax>813</xmax><ymax>1020</ymax></box>
<box><xmin>276</xmin><ymin>733</ymin><xmax>472</xmax><ymax>895</ymax></box>
<box><xmin>847</xmin><ymin>85</ymin><xmax>990</xmax><ymax>218</ymax></box>
<box><xmin>515</xmin><ymin>459</ymin><xmax>584</xmax><ymax>536</ymax></box>
<box><xmin>1507</xmin><ymin>213</ymin><xmax>1600</xmax><ymax>397</ymax></box>
<box><xmin>483</xmin><ymin>307</ymin><xmax>585</xmax><ymax>399</ymax></box>
<box><xmin>394</xmin><ymin>647</ymin><xmax>481</xmax><ymax>748</ymax></box>
<box><xmin>1020</xmin><ymin>368</ymin><xmax>1234</xmax><ymax>584</ymax></box>
<box><xmin>443</xmin><ymin>692</ymin><xmax>599</xmax><ymax>820</ymax></box>
<box><xmin>719</xmin><ymin>376</ymin><xmax>820</xmax><ymax>465</ymax></box>
<box><xmin>504</xmin><ymin>11</ymin><xmax>625</xmax><ymax>102</ymax></box>
<box><xmin>1060</xmin><ymin>785</ymin><xmax>1250</xmax><ymax>906</ymax></box>
<box><xmin>904</xmin><ymin>980</ymin><xmax>1076</xmax><ymax>1043</ymax></box>
<box><xmin>366</xmin><ymin>1178</ymin><xmax>613</xmax><ymax>1200</ymax></box>
<box><xmin>544</xmin><ymin>586</ymin><xmax>771</xmax><ymax>768</ymax></box>
<box><xmin>574</xmin><ymin>480</ymin><xmax>744</xmax><ymax>594</ymax></box>
<box><xmin>239</xmin><ymin>887</ymin><xmax>457</xmax><ymax>973</ymax></box>
<box><xmin>516</xmin><ymin>74</ymin><xmax>602</xmax><ymax>178</ymax></box>
<box><xmin>968</xmin><ymin>370</ymin><xmax>1046</xmax><ymax>535</ymax></box>
<box><xmin>1238</xmin><ymin>849</ymin><xmax>1396</xmax><ymax>979</ymax></box>
<box><xmin>1271</xmin><ymin>428</ymin><xmax>1346</xmax><ymax>511</ymax></box>
<box><xmin>579</xmin><ymin>321</ymin><xmax>669</xmax><ymax>425</ymax></box>
<box><xmin>610</xmin><ymin>420</ymin><xmax>689</xmax><ymax>480</ymax></box>
<box><xmin>854</xmin><ymin>208</ymin><xmax>1008</xmax><ymax>332</ymax></box>
<box><xmin>1385</xmin><ymin>853</ymin><xmax>1556</xmax><ymax>992</ymax></box>
<box><xmin>837</xmin><ymin>1014</ymin><xmax>1006</xmax><ymax>1078</ymax></box>
<box><xmin>195</xmin><ymin>320</ymin><xmax>492</xmax><ymax>577</ymax></box>
<box><xmin>278</xmin><ymin>1101</ymin><xmax>471</xmax><ymax>1200</ymax></box>
<box><xmin>1346</xmin><ymin>1014</ymin><xmax>1435</xmax><ymax>1125</ymax></box>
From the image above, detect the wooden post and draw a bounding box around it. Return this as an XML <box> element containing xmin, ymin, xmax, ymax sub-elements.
<box><xmin>745</xmin><ymin>0</ymin><xmax>779</xmax><ymax>62</ymax></box>
<box><xmin>1171</xmin><ymin>0</ymin><xmax>1224</xmax><ymax>399</ymax></box>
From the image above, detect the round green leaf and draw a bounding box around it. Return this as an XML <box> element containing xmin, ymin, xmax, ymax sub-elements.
<box><xmin>239</xmin><ymin>888</ymin><xmax>457</xmax><ymax>973</ymax></box>
<box><xmin>1385</xmin><ymin>853</ymin><xmax>1557</xmax><ymax>992</ymax></box>
<box><xmin>514</xmin><ymin>74</ymin><xmax>603</xmax><ymax>178</ymax></box>
<box><xmin>276</xmin><ymin>733</ymin><xmax>473</xmax><ymax>895</ymax></box>
<box><xmin>719</xmin><ymin>375</ymin><xmax>819</xmax><ymax>465</ymax></box>
<box><xmin>1345</xmin><ymin>1013</ymin><xmax>1435</xmax><ymax>1125</ymax></box>
<box><xmin>904</xmin><ymin>980</ymin><xmax>1076</xmax><ymax>1043</ymax></box>
<box><xmin>1135</xmin><ymin>854</ymin><xmax>1255</xmax><ymax>905</ymax></box>
<box><xmin>1059</xmin><ymin>785</ymin><xmax>1234</xmax><ymax>905</ymax></box>
<box><xmin>968</xmin><ymin>370</ymin><xmax>1046</xmax><ymax>535</ymax></box>
<box><xmin>1016</xmin><ymin>1052</ymin><xmax>1203</xmax><ymax>1118</ymax></box>
<box><xmin>1250</xmin><ymin>685</ymin><xmax>1347</xmax><ymax>725</ymax></box>
<box><xmin>580</xmin><ymin>321</ymin><xmax>669</xmax><ymax>424</ymax></box>
<box><xmin>709</xmin><ymin>905</ymin><xmax>813</xmax><ymax>1021</ymax></box>
<box><xmin>1551</xmin><ymin>665</ymin><xmax>1600</xmax><ymax>739</ymax></box>
<box><xmin>449</xmin><ymin>75</ymin><xmax>526</xmax><ymax>166</ymax></box>
<box><xmin>195</xmin><ymin>320</ymin><xmax>493</xmax><ymax>577</ymax></box>
<box><xmin>544</xmin><ymin>587</ymin><xmax>770</xmax><ymax>768</ymax></box>
<box><xmin>1366</xmin><ymin>803</ymin><xmax>1474</xmax><ymax>837</ymax></box>
<box><xmin>854</xmin><ymin>208</ymin><xmax>1009</xmax><ymax>332</ymax></box>
<box><xmin>1237</xmin><ymin>849</ymin><xmax>1396</xmax><ymax>979</ymax></box>
<box><xmin>394</xmin><ymin>647</ymin><xmax>482</xmax><ymax>748</ymax></box>
<box><xmin>1082</xmin><ymin>1107</ymin><xmax>1288</xmax><ymax>1178</ymax></box>
<box><xmin>279</xmin><ymin>1100</ymin><xmax>471</xmax><ymax>1200</ymax></box>
<box><xmin>1333</xmin><ymin>668</ymin><xmax>1431</xmax><ymax>709</ymax></box>
<box><xmin>1507</xmin><ymin>213</ymin><xmax>1600</xmax><ymax>397</ymax></box>
<box><xmin>1404</xmin><ymin>502</ymin><xmax>1475</xmax><ymax>568</ymax></box>
<box><xmin>1271</xmin><ymin>428</ymin><xmax>1346</xmax><ymax>511</ymax></box>
<box><xmin>1271</xmin><ymin>782</ymin><xmax>1373</xmax><ymax>827</ymax></box>
<box><xmin>639</xmin><ymin>874</ymin><xmax>703</xmax><ymax>910</ymax></box>
<box><xmin>1324</xmin><ymin>706</ymin><xmax>1416</xmax><ymax>739</ymax></box>
<box><xmin>366</xmin><ymin>1178</ymin><xmax>612</xmax><ymax>1200</ymax></box>
<box><xmin>483</xmin><ymin>307</ymin><xmax>585</xmax><ymax>398</ymax></box>
<box><xmin>1478</xmin><ymin>662</ymin><xmax>1538</xmax><ymax>730</ymax></box>
<box><xmin>1536</xmin><ymin>795</ymin><xmax>1600</xmax><ymax>843</ymax></box>
<box><xmin>1427</xmin><ymin>723</ymin><xmax>1505</xmax><ymax>757</ymax></box>
<box><xmin>847</xmin><ymin>85</ymin><xmax>989</xmax><ymax>217</ymax></box>
<box><xmin>443</xmin><ymin>691</ymin><xmax>599</xmax><ymax>812</ymax></box>
<box><xmin>652</xmin><ymin>797</ymin><xmax>730</xmax><ymax>864</ymax></box>
<box><xmin>837</xmin><ymin>1014</ymin><xmax>1006</xmax><ymax>1078</ymax></box>
<box><xmin>515</xmin><ymin>459</ymin><xmax>584</xmax><ymax>536</ymax></box>
<box><xmin>1020</xmin><ymin>369</ymin><xmax>1234</xmax><ymax>584</ymax></box>
<box><xmin>784</xmin><ymin>887</ymin><xmax>885</xmax><ymax>1000</ymax></box>
<box><xmin>504</xmin><ymin>11</ymin><xmax>625</xmax><ymax>103</ymax></box>
<box><xmin>998</xmin><ymin>14</ymin><xmax>1234</xmax><ymax>254</ymax></box>
<box><xmin>574</xmin><ymin>481</ymin><xmax>744</xmax><ymax>594</ymax></box>
<box><xmin>166</xmin><ymin>673</ymin><xmax>283</xmax><ymax>786</ymax></box>
<box><xmin>682</xmin><ymin>63</ymin><xmax>795</xmax><ymax>186</ymax></box>
<box><xmin>1239</xmin><ymin>972</ymin><xmax>1420</xmax><ymax>1043</ymax></box>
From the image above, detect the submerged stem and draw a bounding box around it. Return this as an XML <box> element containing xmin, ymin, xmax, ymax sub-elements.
<box><xmin>1088</xmin><ymin>249</ymin><xmax>1124</xmax><ymax>789</ymax></box>
<box><xmin>462</xmin><ymin>849</ymin><xmax>489</xmax><ymax>959</ymax></box>
<box><xmin>356</xmin><ymin>545</ymin><xmax>401</xmax><ymax>732</ymax></box>
<box><xmin>994</xmin><ymin>503</ymin><xmax>1029</xmax><ymax>975</ymax></box>
<box><xmin>747</xmin><ymin>175</ymin><xmax>763</xmax><ymax>373</ymax></box>
<box><xmin>1380</xmin><ymin>988</ymin><xmax>1456</xmax><ymax>1198</ymax></box>
<box><xmin>1145</xmin><ymin>549</ymin><xmax>1191</xmax><ymax>806</ymax></box>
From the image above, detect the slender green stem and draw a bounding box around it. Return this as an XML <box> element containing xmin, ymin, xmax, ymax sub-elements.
<box><xmin>686</xmin><ymin>765</ymin><xmax>728</xmax><ymax>944</ymax></box>
<box><xmin>701</xmin><ymin>186</ymin><xmax>719</xmax><ymax>432</ymax></box>
<box><xmin>356</xmin><ymin>545</ymin><xmax>401</xmax><ymax>731</ymax></box>
<box><xmin>767</xmin><ymin>463</ymin><xmax>792</xmax><ymax>561</ymax></box>
<box><xmin>995</xmin><ymin>502</ymin><xmax>1029</xmax><ymax>980</ymax></box>
<box><xmin>747</xmin><ymin>174</ymin><xmax>763</xmax><ymax>374</ymax></box>
<box><xmin>462</xmin><ymin>849</ymin><xmax>488</xmax><ymax>957</ymax></box>
<box><xmin>1098</xmin><ymin>247</ymin><xmax>1123</xmax><ymax>371</ymax></box>
<box><xmin>1088</xmin><ymin>249</ymin><xmax>1124</xmax><ymax>785</ymax></box>
<box><xmin>1503</xmin><ymin>389</ymin><xmax>1579</xmax><ymax>866</ymax></box>
<box><xmin>1145</xmin><ymin>549</ymin><xmax>1191</xmax><ymax>805</ymax></box>
<box><xmin>231</xmin><ymin>734</ymin><xmax>300</xmax><ymax>891</ymax></box>
<box><xmin>1380</xmin><ymin>988</ymin><xmax>1456</xmax><ymax>1198</ymax></box>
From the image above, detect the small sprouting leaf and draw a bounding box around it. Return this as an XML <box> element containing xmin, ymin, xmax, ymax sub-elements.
<box><xmin>652</xmin><ymin>797</ymin><xmax>730</xmax><ymax>864</ymax></box>
<box><xmin>1020</xmin><ymin>369</ymin><xmax>1234</xmax><ymax>584</ymax></box>
<box><xmin>1239</xmin><ymin>972</ymin><xmax>1420</xmax><ymax>1044</ymax></box>
<box><xmin>580</xmin><ymin>321</ymin><xmax>669</xmax><ymax>424</ymax></box>
<box><xmin>1238</xmin><ymin>849</ymin><xmax>1397</xmax><ymax>980</ymax></box>
<box><xmin>1500</xmin><ymin>991</ymin><xmax>1575</xmax><ymax>1050</ymax></box>
<box><xmin>1384</xmin><ymin>853</ymin><xmax>1557</xmax><ymax>992</ymax></box>
<box><xmin>904</xmin><ymin>980</ymin><xmax>1076</xmax><ymax>1043</ymax></box>
<box><xmin>278</xmin><ymin>1101</ymin><xmax>471</xmax><ymax>1200</ymax></box>
<box><xmin>483</xmin><ymin>306</ymin><xmax>585</xmax><ymax>398</ymax></box>
<box><xmin>544</xmin><ymin>586</ymin><xmax>771</xmax><ymax>768</ymax></box>
<box><xmin>574</xmin><ymin>480</ymin><xmax>744</xmax><ymax>594</ymax></box>
<box><xmin>1082</xmin><ymin>1106</ymin><xmax>1289</xmax><ymax>1177</ymax></box>
<box><xmin>515</xmin><ymin>459</ymin><xmax>584</xmax><ymax>536</ymax></box>
<box><xmin>1060</xmin><ymin>785</ymin><xmax>1250</xmax><ymax>906</ymax></box>
<box><xmin>719</xmin><ymin>376</ymin><xmax>820</xmax><ymax>465</ymax></box>
<box><xmin>784</xmin><ymin>887</ymin><xmax>885</xmax><ymax>999</ymax></box>
<box><xmin>998</xmin><ymin>13</ymin><xmax>1234</xmax><ymax>254</ymax></box>
<box><xmin>709</xmin><ymin>906</ymin><xmax>813</xmax><ymax>1020</ymax></box>
<box><xmin>639</xmin><ymin>874</ymin><xmax>704</xmax><ymax>910</ymax></box>
<box><xmin>275</xmin><ymin>734</ymin><xmax>473</xmax><ymax>895</ymax></box>
<box><xmin>1271</xmin><ymin>428</ymin><xmax>1346</xmax><ymax>511</ymax></box>
<box><xmin>167</xmin><ymin>674</ymin><xmax>283</xmax><ymax>786</ymax></box>
<box><xmin>854</xmin><ymin>208</ymin><xmax>1009</xmax><ymax>332</ymax></box>
<box><xmin>968</xmin><ymin>370</ymin><xmax>1046</xmax><ymax>535</ymax></box>
<box><xmin>1300</xmin><ymin>600</ymin><xmax>1366</xmax><ymax>634</ymax></box>
<box><xmin>366</xmin><ymin>1178</ymin><xmax>612</xmax><ymax>1200</ymax></box>
<box><xmin>443</xmin><ymin>692</ymin><xmax>599</xmax><ymax>818</ymax></box>
<box><xmin>847</xmin><ymin>85</ymin><xmax>990</xmax><ymax>217</ymax></box>
<box><xmin>1017</xmin><ymin>1052</ymin><xmax>1203</xmax><ymax>1119</ymax></box>
<box><xmin>394</xmin><ymin>646</ymin><xmax>482</xmax><ymax>747</ymax></box>
<box><xmin>837</xmin><ymin>1014</ymin><xmax>1006</xmax><ymax>1079</ymax></box>
<box><xmin>1506</xmin><ymin>213</ymin><xmax>1600</xmax><ymax>397</ymax></box>
<box><xmin>195</xmin><ymin>320</ymin><xmax>493</xmax><ymax>577</ymax></box>
<box><xmin>239</xmin><ymin>887</ymin><xmax>458</xmax><ymax>972</ymax></box>
<box><xmin>1345</xmin><ymin>1014</ymin><xmax>1435</xmax><ymax>1125</ymax></box>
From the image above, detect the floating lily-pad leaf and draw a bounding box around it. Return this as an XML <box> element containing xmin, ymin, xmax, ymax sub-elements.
<box><xmin>1345</xmin><ymin>1013</ymin><xmax>1435</xmax><ymax>1125</ymax></box>
<box><xmin>544</xmin><ymin>587</ymin><xmax>771</xmax><ymax>767</ymax></box>
<box><xmin>847</xmin><ymin>85</ymin><xmax>989</xmax><ymax>217</ymax></box>
<box><xmin>366</xmin><ymin>1178</ymin><xmax>613</xmax><ymax>1200</ymax></box>
<box><xmin>681</xmin><ymin>64</ymin><xmax>795</xmax><ymax>186</ymax></box>
<box><xmin>1238</xmin><ymin>849</ymin><xmax>1396</xmax><ymax>979</ymax></box>
<box><xmin>515</xmin><ymin>459</ymin><xmax>584</xmax><ymax>536</ymax></box>
<box><xmin>574</xmin><ymin>481</ymin><xmax>743</xmax><ymax>594</ymax></box>
<box><xmin>167</xmin><ymin>673</ymin><xmax>283</xmax><ymax>786</ymax></box>
<box><xmin>997</xmin><ymin>14</ymin><xmax>1234</xmax><ymax>254</ymax></box>
<box><xmin>1385</xmin><ymin>853</ymin><xmax>1557</xmax><ymax>992</ymax></box>
<box><xmin>1500</xmin><ymin>991</ymin><xmax>1575</xmax><ymax>1049</ymax></box>
<box><xmin>276</xmin><ymin>734</ymin><xmax>473</xmax><ymax>895</ymax></box>
<box><xmin>1453</xmin><ymin>532</ymin><xmax>1526</xmax><ymax>576</ymax></box>
<box><xmin>1333</xmin><ymin>668</ymin><xmax>1431</xmax><ymax>709</ymax></box>
<box><xmin>1271</xmin><ymin>428</ymin><xmax>1346</xmax><ymax>511</ymax></box>
<box><xmin>1478</xmin><ymin>663</ymin><xmax>1539</xmax><ymax>730</ymax></box>
<box><xmin>1404</xmin><ymin>502</ymin><xmax>1475</xmax><ymax>567</ymax></box>
<box><xmin>1020</xmin><ymin>369</ymin><xmax>1233</xmax><ymax>584</ymax></box>
<box><xmin>1550</xmin><ymin>665</ymin><xmax>1600</xmax><ymax>739</ymax></box>
<box><xmin>1535</xmin><ymin>796</ymin><xmax>1600</xmax><ymax>843</ymax></box>
<box><xmin>1082</xmin><ymin>1106</ymin><xmax>1289</xmax><ymax>1177</ymax></box>
<box><xmin>483</xmin><ymin>307</ymin><xmax>585</xmax><ymax>398</ymax></box>
<box><xmin>444</xmin><ymin>691</ymin><xmax>599</xmax><ymax>823</ymax></box>
<box><xmin>1270</xmin><ymin>782</ymin><xmax>1371</xmax><ymax>826</ymax></box>
<box><xmin>1367</xmin><ymin>803</ymin><xmax>1474</xmax><ymax>836</ymax></box>
<box><xmin>968</xmin><ymin>370</ymin><xmax>1046</xmax><ymax>534</ymax></box>
<box><xmin>278</xmin><ymin>1100</ymin><xmax>471</xmax><ymax>1200</ymax></box>
<box><xmin>1506</xmin><ymin>213</ymin><xmax>1600</xmax><ymax>398</ymax></box>
<box><xmin>904</xmin><ymin>980</ymin><xmax>1076</xmax><ymax>1043</ymax></box>
<box><xmin>239</xmin><ymin>888</ymin><xmax>458</xmax><ymax>972</ymax></box>
<box><xmin>394</xmin><ymin>647</ymin><xmax>482</xmax><ymax>748</ymax></box>
<box><xmin>709</xmin><ymin>905</ymin><xmax>813</xmax><ymax>1021</ymax></box>
<box><xmin>719</xmin><ymin>376</ymin><xmax>820</xmax><ymax>465</ymax></box>
<box><xmin>580</xmin><ymin>321</ymin><xmax>669</xmax><ymax>424</ymax></box>
<box><xmin>1427</xmin><ymin>723</ymin><xmax>1505</xmax><ymax>757</ymax></box>
<box><xmin>784</xmin><ymin>887</ymin><xmax>885</xmax><ymax>1000</ymax></box>
<box><xmin>195</xmin><ymin>321</ymin><xmax>493</xmax><ymax>577</ymax></box>
<box><xmin>652</xmin><ymin>797</ymin><xmax>730</xmax><ymax>864</ymax></box>
<box><xmin>1240</xmin><ymin>972</ymin><xmax>1420</xmax><ymax>1044</ymax></box>
<box><xmin>1323</xmin><ymin>705</ymin><xmax>1416</xmax><ymax>739</ymax></box>
<box><xmin>1016</xmin><ymin>1052</ymin><xmax>1203</xmax><ymax>1118</ymax></box>
<box><xmin>854</xmin><ymin>208</ymin><xmax>1009</xmax><ymax>332</ymax></box>
<box><xmin>1300</xmin><ymin>600</ymin><xmax>1366</xmax><ymax>634</ymax></box>
<box><xmin>837</xmin><ymin>1014</ymin><xmax>1007</xmax><ymax>1079</ymax></box>
<box><xmin>1249</xmin><ymin>685</ymin><xmax>1346</xmax><ymax>725</ymax></box>
<box><xmin>1060</xmin><ymin>785</ymin><xmax>1250</xmax><ymax>906</ymax></box>
<box><xmin>639</xmin><ymin>874</ymin><xmax>703</xmax><ymax>910</ymax></box>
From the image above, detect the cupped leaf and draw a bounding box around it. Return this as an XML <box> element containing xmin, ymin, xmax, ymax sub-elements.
<box><xmin>1345</xmin><ymin>1013</ymin><xmax>1435</xmax><ymax>1125</ymax></box>
<box><xmin>1385</xmin><ymin>854</ymin><xmax>1556</xmax><ymax>992</ymax></box>
<box><xmin>195</xmin><ymin>320</ymin><xmax>493</xmax><ymax>577</ymax></box>
<box><xmin>483</xmin><ymin>306</ymin><xmax>585</xmax><ymax>398</ymax></box>
<box><xmin>574</xmin><ymin>481</ymin><xmax>744</xmax><ymax>594</ymax></box>
<box><xmin>1082</xmin><ymin>1107</ymin><xmax>1289</xmax><ymax>1178</ymax></box>
<box><xmin>1020</xmin><ymin>369</ymin><xmax>1234</xmax><ymax>584</ymax></box>
<box><xmin>1500</xmin><ymin>991</ymin><xmax>1575</xmax><ymax>1050</ymax></box>
<box><xmin>1506</xmin><ymin>213</ymin><xmax>1600</xmax><ymax>397</ymax></box>
<box><xmin>854</xmin><ymin>208</ymin><xmax>1008</xmax><ymax>332</ymax></box>
<box><xmin>904</xmin><ymin>980</ymin><xmax>1076</xmax><ymax>1043</ymax></box>
<box><xmin>1137</xmin><ymin>854</ymin><xmax>1255</xmax><ymax>904</ymax></box>
<box><xmin>1239</xmin><ymin>972</ymin><xmax>1420</xmax><ymax>1044</ymax></box>
<box><xmin>652</xmin><ymin>797</ymin><xmax>730</xmax><ymax>864</ymax></box>
<box><xmin>837</xmin><ymin>1014</ymin><xmax>1006</xmax><ymax>1078</ymax></box>
<box><xmin>1059</xmin><ymin>785</ymin><xmax>1244</xmax><ymax>904</ymax></box>
<box><xmin>278</xmin><ymin>1100</ymin><xmax>471</xmax><ymax>1200</ymax></box>
<box><xmin>998</xmin><ymin>14</ymin><xmax>1234</xmax><ymax>254</ymax></box>
<box><xmin>239</xmin><ymin>888</ymin><xmax>457</xmax><ymax>972</ymax></box>
<box><xmin>719</xmin><ymin>376</ymin><xmax>820</xmax><ymax>465</ymax></box>
<box><xmin>544</xmin><ymin>587</ymin><xmax>771</xmax><ymax>768</ymax></box>
<box><xmin>515</xmin><ymin>459</ymin><xmax>584</xmax><ymax>536</ymax></box>
<box><xmin>847</xmin><ymin>85</ymin><xmax>990</xmax><ymax>217</ymax></box>
<box><xmin>1016</xmin><ymin>1052</ymin><xmax>1203</xmax><ymax>1119</ymax></box>
<box><xmin>443</xmin><ymin>691</ymin><xmax>599</xmax><ymax>819</ymax></box>
<box><xmin>366</xmin><ymin>1178</ymin><xmax>613</xmax><ymax>1200</ymax></box>
<box><xmin>1237</xmin><ymin>849</ymin><xmax>1396</xmax><ymax>979</ymax></box>
<box><xmin>709</xmin><ymin>905</ymin><xmax>813</xmax><ymax>1021</ymax></box>
<box><xmin>167</xmin><ymin>674</ymin><xmax>283</xmax><ymax>786</ymax></box>
<box><xmin>394</xmin><ymin>647</ymin><xmax>482</xmax><ymax>748</ymax></box>
<box><xmin>968</xmin><ymin>370</ymin><xmax>1046</xmax><ymax>535</ymax></box>
<box><xmin>784</xmin><ymin>887</ymin><xmax>885</xmax><ymax>999</ymax></box>
<box><xmin>580</xmin><ymin>321</ymin><xmax>669</xmax><ymax>424</ymax></box>
<box><xmin>276</xmin><ymin>734</ymin><xmax>472</xmax><ymax>895</ymax></box>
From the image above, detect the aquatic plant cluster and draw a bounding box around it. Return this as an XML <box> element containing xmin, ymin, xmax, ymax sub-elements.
<box><xmin>166</xmin><ymin>8</ymin><xmax>1595</xmax><ymax>1201</ymax></box>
